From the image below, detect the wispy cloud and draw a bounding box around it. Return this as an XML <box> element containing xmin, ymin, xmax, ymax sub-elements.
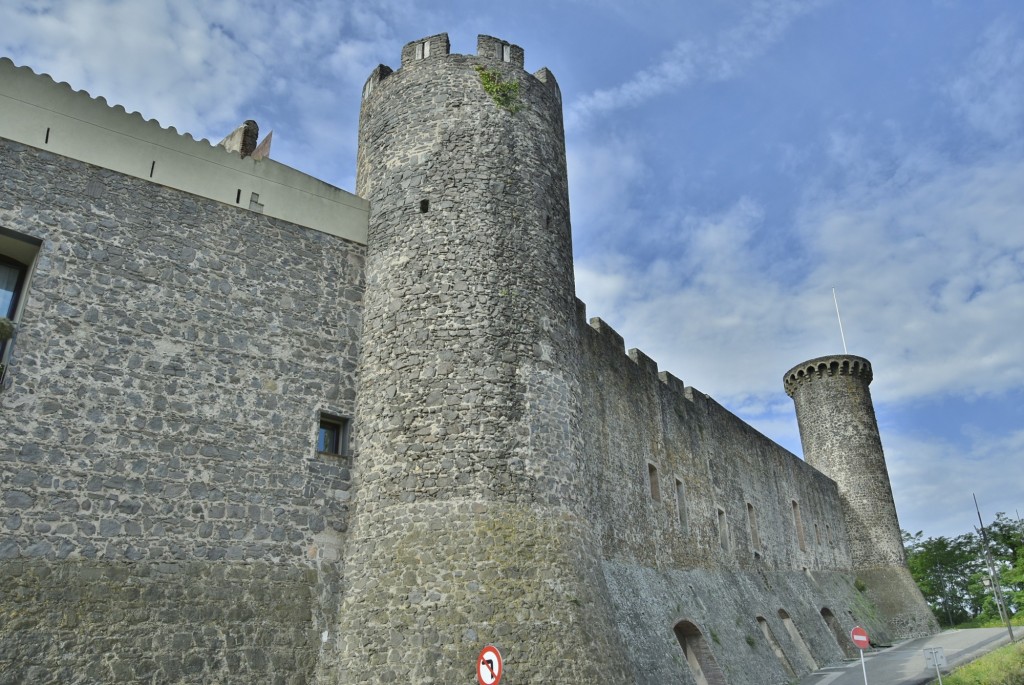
<box><xmin>887</xmin><ymin>427</ymin><xmax>1024</xmax><ymax>537</ymax></box>
<box><xmin>565</xmin><ymin>0</ymin><xmax>831</xmax><ymax>129</ymax></box>
<box><xmin>947</xmin><ymin>19</ymin><xmax>1024</xmax><ymax>144</ymax></box>
<box><xmin>0</xmin><ymin>0</ymin><xmax>259</xmax><ymax>137</ymax></box>
<box><xmin>0</xmin><ymin>0</ymin><xmax>417</xmax><ymax>183</ymax></box>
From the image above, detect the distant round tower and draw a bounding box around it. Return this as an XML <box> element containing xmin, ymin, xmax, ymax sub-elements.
<box><xmin>785</xmin><ymin>354</ymin><xmax>937</xmax><ymax>636</ymax></box>
<box><xmin>329</xmin><ymin>34</ymin><xmax>631</xmax><ymax>682</ymax></box>
<box><xmin>784</xmin><ymin>355</ymin><xmax>904</xmax><ymax>567</ymax></box>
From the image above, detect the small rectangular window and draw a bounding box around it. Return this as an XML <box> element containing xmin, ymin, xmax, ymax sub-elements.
<box><xmin>317</xmin><ymin>413</ymin><xmax>351</xmax><ymax>457</ymax></box>
<box><xmin>647</xmin><ymin>463</ymin><xmax>660</xmax><ymax>501</ymax></box>
<box><xmin>747</xmin><ymin>502</ymin><xmax>761</xmax><ymax>551</ymax></box>
<box><xmin>675</xmin><ymin>478</ymin><xmax>687</xmax><ymax>530</ymax></box>
<box><xmin>502</xmin><ymin>44</ymin><xmax>511</xmax><ymax>62</ymax></box>
<box><xmin>792</xmin><ymin>500</ymin><xmax>806</xmax><ymax>551</ymax></box>
<box><xmin>0</xmin><ymin>229</ymin><xmax>42</xmax><ymax>380</ymax></box>
<box><xmin>717</xmin><ymin>508</ymin><xmax>729</xmax><ymax>551</ymax></box>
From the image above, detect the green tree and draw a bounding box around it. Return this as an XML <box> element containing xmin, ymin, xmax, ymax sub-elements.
<box><xmin>983</xmin><ymin>513</ymin><xmax>1024</xmax><ymax>616</ymax></box>
<box><xmin>903</xmin><ymin>529</ymin><xmax>985</xmax><ymax>626</ymax></box>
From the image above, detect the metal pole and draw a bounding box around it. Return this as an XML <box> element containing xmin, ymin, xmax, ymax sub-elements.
<box><xmin>934</xmin><ymin>660</ymin><xmax>943</xmax><ymax>685</ymax></box>
<box><xmin>974</xmin><ymin>493</ymin><xmax>1016</xmax><ymax>643</ymax></box>
<box><xmin>860</xmin><ymin>649</ymin><xmax>868</xmax><ymax>685</ymax></box>
<box><xmin>833</xmin><ymin>288</ymin><xmax>848</xmax><ymax>354</ymax></box>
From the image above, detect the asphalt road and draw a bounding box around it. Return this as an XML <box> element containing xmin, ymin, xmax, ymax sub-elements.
<box><xmin>797</xmin><ymin>627</ymin><xmax>1015</xmax><ymax>685</ymax></box>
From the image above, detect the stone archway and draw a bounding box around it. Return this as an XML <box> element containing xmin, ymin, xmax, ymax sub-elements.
<box><xmin>777</xmin><ymin>608</ymin><xmax>817</xmax><ymax>670</ymax></box>
<box><xmin>757</xmin><ymin>616</ymin><xmax>796</xmax><ymax>678</ymax></box>
<box><xmin>821</xmin><ymin>607</ymin><xmax>858</xmax><ymax>658</ymax></box>
<box><xmin>673</xmin><ymin>620</ymin><xmax>728</xmax><ymax>685</ymax></box>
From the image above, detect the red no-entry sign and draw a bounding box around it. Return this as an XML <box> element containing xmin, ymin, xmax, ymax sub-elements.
<box><xmin>851</xmin><ymin>626</ymin><xmax>870</xmax><ymax>650</ymax></box>
<box><xmin>477</xmin><ymin>645</ymin><xmax>503</xmax><ymax>685</ymax></box>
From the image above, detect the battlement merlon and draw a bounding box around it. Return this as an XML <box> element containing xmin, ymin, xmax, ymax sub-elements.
<box><xmin>783</xmin><ymin>354</ymin><xmax>873</xmax><ymax>398</ymax></box>
<box><xmin>477</xmin><ymin>35</ymin><xmax>525</xmax><ymax>68</ymax></box>
<box><xmin>401</xmin><ymin>33</ymin><xmax>452</xmax><ymax>65</ymax></box>
<box><xmin>363</xmin><ymin>34</ymin><xmax>560</xmax><ymax>102</ymax></box>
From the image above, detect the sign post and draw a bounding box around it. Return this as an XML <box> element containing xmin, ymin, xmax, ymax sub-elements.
<box><xmin>477</xmin><ymin>645</ymin><xmax>503</xmax><ymax>685</ymax></box>
<box><xmin>924</xmin><ymin>647</ymin><xmax>946</xmax><ymax>684</ymax></box>
<box><xmin>850</xmin><ymin>626</ymin><xmax>870</xmax><ymax>685</ymax></box>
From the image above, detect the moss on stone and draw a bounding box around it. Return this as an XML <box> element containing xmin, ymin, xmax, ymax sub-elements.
<box><xmin>474</xmin><ymin>65</ymin><xmax>521</xmax><ymax>112</ymax></box>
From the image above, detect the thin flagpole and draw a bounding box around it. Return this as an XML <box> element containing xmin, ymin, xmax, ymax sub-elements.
<box><xmin>833</xmin><ymin>288</ymin><xmax>848</xmax><ymax>354</ymax></box>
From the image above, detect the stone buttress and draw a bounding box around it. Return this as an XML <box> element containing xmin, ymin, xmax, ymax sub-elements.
<box><xmin>785</xmin><ymin>355</ymin><xmax>938</xmax><ymax>637</ymax></box>
<box><xmin>327</xmin><ymin>34</ymin><xmax>633</xmax><ymax>682</ymax></box>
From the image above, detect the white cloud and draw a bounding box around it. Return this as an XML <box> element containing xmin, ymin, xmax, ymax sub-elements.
<box><xmin>887</xmin><ymin>428</ymin><xmax>1024</xmax><ymax>539</ymax></box>
<box><xmin>0</xmin><ymin>0</ymin><xmax>422</xmax><ymax>184</ymax></box>
<box><xmin>565</xmin><ymin>0</ymin><xmax>831</xmax><ymax>129</ymax></box>
<box><xmin>567</xmin><ymin>135</ymin><xmax>650</xmax><ymax>246</ymax></box>
<box><xmin>948</xmin><ymin>20</ymin><xmax>1024</xmax><ymax>143</ymax></box>
<box><xmin>797</xmin><ymin>154</ymin><xmax>1024</xmax><ymax>403</ymax></box>
<box><xmin>0</xmin><ymin>0</ymin><xmax>259</xmax><ymax>140</ymax></box>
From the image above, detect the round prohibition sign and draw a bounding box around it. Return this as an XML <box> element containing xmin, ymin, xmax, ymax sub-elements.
<box><xmin>477</xmin><ymin>645</ymin><xmax>503</xmax><ymax>685</ymax></box>
<box><xmin>850</xmin><ymin>626</ymin><xmax>870</xmax><ymax>650</ymax></box>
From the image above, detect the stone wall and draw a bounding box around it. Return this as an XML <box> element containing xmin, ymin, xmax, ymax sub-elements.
<box><xmin>0</xmin><ymin>139</ymin><xmax>364</xmax><ymax>683</ymax></box>
<box><xmin>577</xmin><ymin>317</ymin><xmax>896</xmax><ymax>682</ymax></box>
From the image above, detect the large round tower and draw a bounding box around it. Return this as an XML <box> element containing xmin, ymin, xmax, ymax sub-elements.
<box><xmin>329</xmin><ymin>34</ymin><xmax>631</xmax><ymax>682</ymax></box>
<box><xmin>785</xmin><ymin>354</ymin><xmax>937</xmax><ymax>636</ymax></box>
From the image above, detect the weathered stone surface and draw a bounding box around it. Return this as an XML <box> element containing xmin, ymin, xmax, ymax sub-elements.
<box><xmin>0</xmin><ymin>560</ymin><xmax>318</xmax><ymax>685</ymax></box>
<box><xmin>332</xmin><ymin>33</ymin><xmax>632</xmax><ymax>683</ymax></box>
<box><xmin>0</xmin><ymin>136</ymin><xmax>363</xmax><ymax>683</ymax></box>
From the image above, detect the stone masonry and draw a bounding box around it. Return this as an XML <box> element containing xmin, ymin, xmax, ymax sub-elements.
<box><xmin>0</xmin><ymin>139</ymin><xmax>363</xmax><ymax>684</ymax></box>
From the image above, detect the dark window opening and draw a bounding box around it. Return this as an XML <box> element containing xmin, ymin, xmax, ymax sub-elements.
<box><xmin>647</xmin><ymin>463</ymin><xmax>660</xmax><ymax>501</ymax></box>
<box><xmin>419</xmin><ymin>199</ymin><xmax>429</xmax><ymax>213</ymax></box>
<box><xmin>747</xmin><ymin>502</ymin><xmax>761</xmax><ymax>551</ymax></box>
<box><xmin>317</xmin><ymin>413</ymin><xmax>351</xmax><ymax>457</ymax></box>
<box><xmin>792</xmin><ymin>500</ymin><xmax>806</xmax><ymax>551</ymax></box>
<box><xmin>676</xmin><ymin>478</ymin><xmax>687</xmax><ymax>530</ymax></box>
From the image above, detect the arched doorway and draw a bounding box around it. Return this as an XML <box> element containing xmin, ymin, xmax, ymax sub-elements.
<box><xmin>821</xmin><ymin>607</ymin><xmax>858</xmax><ymax>658</ymax></box>
<box><xmin>777</xmin><ymin>608</ymin><xmax>817</xmax><ymax>670</ymax></box>
<box><xmin>756</xmin><ymin>616</ymin><xmax>796</xmax><ymax>678</ymax></box>
<box><xmin>673</xmin><ymin>621</ymin><xmax>728</xmax><ymax>685</ymax></box>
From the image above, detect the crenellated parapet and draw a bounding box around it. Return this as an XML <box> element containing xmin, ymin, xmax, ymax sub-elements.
<box><xmin>360</xmin><ymin>33</ymin><xmax>560</xmax><ymax>108</ymax></box>
<box><xmin>783</xmin><ymin>354</ymin><xmax>872</xmax><ymax>398</ymax></box>
<box><xmin>582</xmin><ymin>309</ymin><xmax>698</xmax><ymax>403</ymax></box>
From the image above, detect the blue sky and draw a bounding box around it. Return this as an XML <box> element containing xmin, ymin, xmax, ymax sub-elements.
<box><xmin>2</xmin><ymin>0</ymin><xmax>1021</xmax><ymax>540</ymax></box>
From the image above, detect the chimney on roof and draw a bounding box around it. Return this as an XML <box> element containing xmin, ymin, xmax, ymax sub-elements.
<box><xmin>219</xmin><ymin>120</ymin><xmax>259</xmax><ymax>158</ymax></box>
